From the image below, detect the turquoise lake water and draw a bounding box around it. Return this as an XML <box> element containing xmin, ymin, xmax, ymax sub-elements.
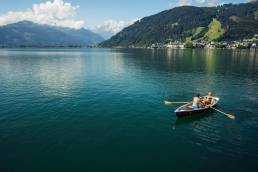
<box><xmin>0</xmin><ymin>48</ymin><xmax>258</xmax><ymax>172</ymax></box>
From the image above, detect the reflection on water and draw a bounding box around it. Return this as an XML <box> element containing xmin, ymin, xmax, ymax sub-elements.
<box><xmin>38</xmin><ymin>54</ymin><xmax>84</xmax><ymax>97</ymax></box>
<box><xmin>173</xmin><ymin>111</ymin><xmax>214</xmax><ymax>127</ymax></box>
<box><xmin>0</xmin><ymin>48</ymin><xmax>258</xmax><ymax>172</ymax></box>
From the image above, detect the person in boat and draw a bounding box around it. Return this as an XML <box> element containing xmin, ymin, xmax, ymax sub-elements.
<box><xmin>203</xmin><ymin>92</ymin><xmax>213</xmax><ymax>105</ymax></box>
<box><xmin>192</xmin><ymin>93</ymin><xmax>203</xmax><ymax>109</ymax></box>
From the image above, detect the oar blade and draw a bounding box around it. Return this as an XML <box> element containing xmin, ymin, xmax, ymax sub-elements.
<box><xmin>227</xmin><ymin>114</ymin><xmax>236</xmax><ymax>120</ymax></box>
<box><xmin>164</xmin><ymin>101</ymin><xmax>173</xmax><ymax>105</ymax></box>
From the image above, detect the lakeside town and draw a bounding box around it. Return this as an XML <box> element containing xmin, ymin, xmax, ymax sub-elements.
<box><xmin>145</xmin><ymin>34</ymin><xmax>258</xmax><ymax>50</ymax></box>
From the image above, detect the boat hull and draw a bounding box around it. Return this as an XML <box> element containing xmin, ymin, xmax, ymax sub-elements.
<box><xmin>175</xmin><ymin>97</ymin><xmax>219</xmax><ymax>117</ymax></box>
<box><xmin>175</xmin><ymin>107</ymin><xmax>215</xmax><ymax>117</ymax></box>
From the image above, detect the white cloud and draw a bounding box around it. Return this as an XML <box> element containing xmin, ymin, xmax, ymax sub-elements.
<box><xmin>94</xmin><ymin>19</ymin><xmax>138</xmax><ymax>34</ymax></box>
<box><xmin>177</xmin><ymin>0</ymin><xmax>192</xmax><ymax>6</ymax></box>
<box><xmin>92</xmin><ymin>19</ymin><xmax>139</xmax><ymax>39</ymax></box>
<box><xmin>0</xmin><ymin>0</ymin><xmax>85</xmax><ymax>29</ymax></box>
<box><xmin>207</xmin><ymin>0</ymin><xmax>221</xmax><ymax>6</ymax></box>
<box><xmin>171</xmin><ymin>0</ymin><xmax>221</xmax><ymax>7</ymax></box>
<box><xmin>195</xmin><ymin>0</ymin><xmax>206</xmax><ymax>4</ymax></box>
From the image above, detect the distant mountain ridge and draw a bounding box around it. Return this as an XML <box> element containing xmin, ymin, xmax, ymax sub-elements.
<box><xmin>0</xmin><ymin>21</ymin><xmax>104</xmax><ymax>47</ymax></box>
<box><xmin>101</xmin><ymin>1</ymin><xmax>258</xmax><ymax>47</ymax></box>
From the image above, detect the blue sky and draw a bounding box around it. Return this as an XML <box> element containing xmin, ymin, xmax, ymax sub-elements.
<box><xmin>0</xmin><ymin>0</ymin><xmax>248</xmax><ymax>25</ymax></box>
<box><xmin>0</xmin><ymin>0</ymin><xmax>249</xmax><ymax>38</ymax></box>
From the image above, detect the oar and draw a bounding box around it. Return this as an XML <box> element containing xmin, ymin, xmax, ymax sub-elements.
<box><xmin>164</xmin><ymin>101</ymin><xmax>189</xmax><ymax>106</ymax></box>
<box><xmin>210</xmin><ymin>107</ymin><xmax>236</xmax><ymax>120</ymax></box>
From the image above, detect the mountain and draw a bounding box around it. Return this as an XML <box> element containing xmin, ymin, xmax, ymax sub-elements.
<box><xmin>56</xmin><ymin>27</ymin><xmax>105</xmax><ymax>45</ymax></box>
<box><xmin>93</xmin><ymin>29</ymin><xmax>115</xmax><ymax>40</ymax></box>
<box><xmin>0</xmin><ymin>21</ymin><xmax>104</xmax><ymax>47</ymax></box>
<box><xmin>101</xmin><ymin>1</ymin><xmax>258</xmax><ymax>47</ymax></box>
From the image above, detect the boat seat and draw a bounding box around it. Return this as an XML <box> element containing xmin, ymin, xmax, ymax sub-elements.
<box><xmin>188</xmin><ymin>106</ymin><xmax>194</xmax><ymax>109</ymax></box>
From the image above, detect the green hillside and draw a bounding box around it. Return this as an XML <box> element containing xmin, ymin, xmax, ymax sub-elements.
<box><xmin>101</xmin><ymin>1</ymin><xmax>258</xmax><ymax>47</ymax></box>
<box><xmin>205</xmin><ymin>19</ymin><xmax>225</xmax><ymax>41</ymax></box>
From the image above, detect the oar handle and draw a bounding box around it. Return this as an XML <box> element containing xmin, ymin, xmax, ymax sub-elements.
<box><xmin>210</xmin><ymin>107</ymin><xmax>235</xmax><ymax>119</ymax></box>
<box><xmin>171</xmin><ymin>102</ymin><xmax>189</xmax><ymax>104</ymax></box>
<box><xmin>164</xmin><ymin>101</ymin><xmax>190</xmax><ymax>106</ymax></box>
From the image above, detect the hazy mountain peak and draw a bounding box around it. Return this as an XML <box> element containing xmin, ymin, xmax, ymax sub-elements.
<box><xmin>0</xmin><ymin>21</ymin><xmax>104</xmax><ymax>47</ymax></box>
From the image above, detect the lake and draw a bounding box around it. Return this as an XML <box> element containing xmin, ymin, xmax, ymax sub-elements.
<box><xmin>0</xmin><ymin>48</ymin><xmax>258</xmax><ymax>172</ymax></box>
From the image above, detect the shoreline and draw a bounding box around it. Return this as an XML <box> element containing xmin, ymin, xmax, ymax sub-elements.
<box><xmin>0</xmin><ymin>46</ymin><xmax>257</xmax><ymax>51</ymax></box>
<box><xmin>1</xmin><ymin>44</ymin><xmax>257</xmax><ymax>50</ymax></box>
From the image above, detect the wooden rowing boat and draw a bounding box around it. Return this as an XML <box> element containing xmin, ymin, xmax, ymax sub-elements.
<box><xmin>175</xmin><ymin>97</ymin><xmax>220</xmax><ymax>117</ymax></box>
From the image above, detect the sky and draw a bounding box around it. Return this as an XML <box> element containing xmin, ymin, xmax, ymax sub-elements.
<box><xmin>0</xmin><ymin>0</ymin><xmax>250</xmax><ymax>38</ymax></box>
